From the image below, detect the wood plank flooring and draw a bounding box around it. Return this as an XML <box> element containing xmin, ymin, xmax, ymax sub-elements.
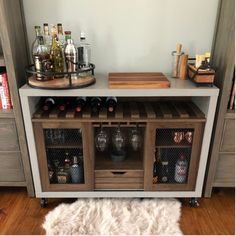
<box><xmin>0</xmin><ymin>187</ymin><xmax>234</xmax><ymax>235</ymax></box>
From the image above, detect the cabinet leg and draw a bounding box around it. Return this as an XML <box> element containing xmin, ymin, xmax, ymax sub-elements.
<box><xmin>40</xmin><ymin>198</ymin><xmax>48</xmax><ymax>208</ymax></box>
<box><xmin>189</xmin><ymin>198</ymin><xmax>199</xmax><ymax>207</ymax></box>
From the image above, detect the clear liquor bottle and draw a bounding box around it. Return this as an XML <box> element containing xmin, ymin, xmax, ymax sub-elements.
<box><xmin>31</xmin><ymin>26</ymin><xmax>41</xmax><ymax>60</ymax></box>
<box><xmin>43</xmin><ymin>23</ymin><xmax>52</xmax><ymax>50</ymax></box>
<box><xmin>57</xmin><ymin>23</ymin><xmax>64</xmax><ymax>47</ymax></box>
<box><xmin>33</xmin><ymin>35</ymin><xmax>52</xmax><ymax>80</ymax></box>
<box><xmin>78</xmin><ymin>31</ymin><xmax>91</xmax><ymax>69</ymax></box>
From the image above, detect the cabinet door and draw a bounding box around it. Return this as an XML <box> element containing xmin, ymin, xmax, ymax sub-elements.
<box><xmin>33</xmin><ymin>122</ymin><xmax>94</xmax><ymax>191</ymax></box>
<box><xmin>144</xmin><ymin>122</ymin><xmax>204</xmax><ymax>191</ymax></box>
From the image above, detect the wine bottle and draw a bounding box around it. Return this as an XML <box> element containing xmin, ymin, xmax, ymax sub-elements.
<box><xmin>75</xmin><ymin>97</ymin><xmax>86</xmax><ymax>112</ymax></box>
<box><xmin>57</xmin><ymin>98</ymin><xmax>68</xmax><ymax>111</ymax></box>
<box><xmin>106</xmin><ymin>97</ymin><xmax>117</xmax><ymax>113</ymax></box>
<box><xmin>42</xmin><ymin>97</ymin><xmax>55</xmax><ymax>111</ymax></box>
<box><xmin>90</xmin><ymin>97</ymin><xmax>102</xmax><ymax>114</ymax></box>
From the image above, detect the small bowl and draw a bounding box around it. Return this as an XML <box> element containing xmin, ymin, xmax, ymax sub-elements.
<box><xmin>110</xmin><ymin>150</ymin><xmax>126</xmax><ymax>162</ymax></box>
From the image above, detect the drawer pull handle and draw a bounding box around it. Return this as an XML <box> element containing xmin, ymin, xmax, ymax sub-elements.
<box><xmin>111</xmin><ymin>171</ymin><xmax>126</xmax><ymax>175</ymax></box>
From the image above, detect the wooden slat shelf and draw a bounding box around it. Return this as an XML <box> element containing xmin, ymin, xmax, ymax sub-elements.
<box><xmin>32</xmin><ymin>101</ymin><xmax>206</xmax><ymax>122</ymax></box>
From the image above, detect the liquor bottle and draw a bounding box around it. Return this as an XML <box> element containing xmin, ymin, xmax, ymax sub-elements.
<box><xmin>50</xmin><ymin>25</ymin><xmax>64</xmax><ymax>78</ymax></box>
<box><xmin>160</xmin><ymin>149</ymin><xmax>169</xmax><ymax>183</ymax></box>
<box><xmin>57</xmin><ymin>23</ymin><xmax>64</xmax><ymax>47</ymax></box>
<box><xmin>43</xmin><ymin>23</ymin><xmax>52</xmax><ymax>49</ymax></box>
<box><xmin>75</xmin><ymin>97</ymin><xmax>86</xmax><ymax>113</ymax></box>
<box><xmin>78</xmin><ymin>31</ymin><xmax>91</xmax><ymax>68</ymax></box>
<box><xmin>174</xmin><ymin>153</ymin><xmax>188</xmax><ymax>183</ymax></box>
<box><xmin>70</xmin><ymin>155</ymin><xmax>83</xmax><ymax>183</ymax></box>
<box><xmin>42</xmin><ymin>97</ymin><xmax>55</xmax><ymax>111</ymax></box>
<box><xmin>31</xmin><ymin>26</ymin><xmax>41</xmax><ymax>60</ymax></box>
<box><xmin>90</xmin><ymin>97</ymin><xmax>102</xmax><ymax>114</ymax></box>
<box><xmin>64</xmin><ymin>31</ymin><xmax>72</xmax><ymax>46</ymax></box>
<box><xmin>153</xmin><ymin>148</ymin><xmax>161</xmax><ymax>184</ymax></box>
<box><xmin>65</xmin><ymin>38</ymin><xmax>78</xmax><ymax>74</ymax></box>
<box><xmin>64</xmin><ymin>152</ymin><xmax>71</xmax><ymax>178</ymax></box>
<box><xmin>33</xmin><ymin>35</ymin><xmax>52</xmax><ymax>80</ymax></box>
<box><xmin>106</xmin><ymin>97</ymin><xmax>117</xmax><ymax>113</ymax></box>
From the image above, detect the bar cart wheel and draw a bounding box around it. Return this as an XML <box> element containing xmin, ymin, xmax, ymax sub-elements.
<box><xmin>40</xmin><ymin>198</ymin><xmax>48</xmax><ymax>208</ymax></box>
<box><xmin>189</xmin><ymin>198</ymin><xmax>199</xmax><ymax>207</ymax></box>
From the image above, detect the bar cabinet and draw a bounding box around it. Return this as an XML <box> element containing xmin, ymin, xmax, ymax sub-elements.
<box><xmin>20</xmin><ymin>75</ymin><xmax>219</xmax><ymax>207</ymax></box>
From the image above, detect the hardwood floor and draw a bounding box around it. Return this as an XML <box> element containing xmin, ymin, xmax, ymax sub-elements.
<box><xmin>0</xmin><ymin>187</ymin><xmax>234</xmax><ymax>235</ymax></box>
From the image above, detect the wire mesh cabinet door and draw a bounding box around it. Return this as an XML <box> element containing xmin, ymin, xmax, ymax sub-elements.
<box><xmin>33</xmin><ymin>122</ymin><xmax>94</xmax><ymax>191</ymax></box>
<box><xmin>144</xmin><ymin>121</ymin><xmax>205</xmax><ymax>191</ymax></box>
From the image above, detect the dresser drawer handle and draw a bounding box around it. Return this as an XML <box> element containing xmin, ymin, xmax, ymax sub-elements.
<box><xmin>111</xmin><ymin>171</ymin><xmax>126</xmax><ymax>175</ymax></box>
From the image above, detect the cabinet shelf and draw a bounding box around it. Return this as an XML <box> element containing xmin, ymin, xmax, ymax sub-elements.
<box><xmin>156</xmin><ymin>145</ymin><xmax>192</xmax><ymax>148</ymax></box>
<box><xmin>0</xmin><ymin>55</ymin><xmax>5</xmax><ymax>66</ymax></box>
<box><xmin>46</xmin><ymin>143</ymin><xmax>82</xmax><ymax>149</ymax></box>
<box><xmin>0</xmin><ymin>109</ymin><xmax>14</xmax><ymax>118</ymax></box>
<box><xmin>95</xmin><ymin>152</ymin><xmax>143</xmax><ymax>171</ymax></box>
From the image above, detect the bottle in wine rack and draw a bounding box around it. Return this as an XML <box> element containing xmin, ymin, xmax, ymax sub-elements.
<box><xmin>42</xmin><ymin>97</ymin><xmax>55</xmax><ymax>111</ymax></box>
<box><xmin>106</xmin><ymin>96</ymin><xmax>117</xmax><ymax>113</ymax></box>
<box><xmin>57</xmin><ymin>98</ymin><xmax>68</xmax><ymax>111</ymax></box>
<box><xmin>75</xmin><ymin>97</ymin><xmax>87</xmax><ymax>113</ymax></box>
<box><xmin>90</xmin><ymin>97</ymin><xmax>102</xmax><ymax>114</ymax></box>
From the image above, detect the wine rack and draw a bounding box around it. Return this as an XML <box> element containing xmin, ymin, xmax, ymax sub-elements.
<box><xmin>33</xmin><ymin>100</ymin><xmax>205</xmax><ymax>121</ymax></box>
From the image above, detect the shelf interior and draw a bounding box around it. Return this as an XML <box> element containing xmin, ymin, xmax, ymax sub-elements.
<box><xmin>95</xmin><ymin>152</ymin><xmax>143</xmax><ymax>171</ymax></box>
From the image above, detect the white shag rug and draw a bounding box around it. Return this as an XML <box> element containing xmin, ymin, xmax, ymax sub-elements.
<box><xmin>43</xmin><ymin>198</ymin><xmax>182</xmax><ymax>235</ymax></box>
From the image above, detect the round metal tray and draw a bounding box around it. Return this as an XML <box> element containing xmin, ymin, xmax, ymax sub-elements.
<box><xmin>25</xmin><ymin>63</ymin><xmax>96</xmax><ymax>90</ymax></box>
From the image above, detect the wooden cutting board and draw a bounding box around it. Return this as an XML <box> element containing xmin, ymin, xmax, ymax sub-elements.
<box><xmin>108</xmin><ymin>72</ymin><xmax>170</xmax><ymax>89</ymax></box>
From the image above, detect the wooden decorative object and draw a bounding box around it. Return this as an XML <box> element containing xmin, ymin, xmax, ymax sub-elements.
<box><xmin>188</xmin><ymin>64</ymin><xmax>215</xmax><ymax>85</ymax></box>
<box><xmin>108</xmin><ymin>72</ymin><xmax>170</xmax><ymax>89</ymax></box>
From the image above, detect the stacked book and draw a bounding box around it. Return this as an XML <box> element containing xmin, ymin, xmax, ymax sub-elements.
<box><xmin>0</xmin><ymin>67</ymin><xmax>12</xmax><ymax>110</ymax></box>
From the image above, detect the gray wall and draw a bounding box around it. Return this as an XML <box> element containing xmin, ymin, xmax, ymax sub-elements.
<box><xmin>23</xmin><ymin>0</ymin><xmax>218</xmax><ymax>74</ymax></box>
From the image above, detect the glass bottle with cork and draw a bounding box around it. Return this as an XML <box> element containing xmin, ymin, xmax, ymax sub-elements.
<box><xmin>32</xmin><ymin>34</ymin><xmax>52</xmax><ymax>80</ymax></box>
<box><xmin>50</xmin><ymin>25</ymin><xmax>64</xmax><ymax>78</ymax></box>
<box><xmin>43</xmin><ymin>23</ymin><xmax>52</xmax><ymax>50</ymax></box>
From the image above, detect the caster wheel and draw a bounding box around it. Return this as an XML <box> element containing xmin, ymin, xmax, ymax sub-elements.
<box><xmin>40</xmin><ymin>198</ymin><xmax>48</xmax><ymax>208</ymax></box>
<box><xmin>189</xmin><ymin>198</ymin><xmax>199</xmax><ymax>208</ymax></box>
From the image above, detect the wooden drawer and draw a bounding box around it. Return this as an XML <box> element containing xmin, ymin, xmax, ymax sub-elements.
<box><xmin>220</xmin><ymin>119</ymin><xmax>235</xmax><ymax>152</ymax></box>
<box><xmin>0</xmin><ymin>119</ymin><xmax>19</xmax><ymax>151</ymax></box>
<box><xmin>95</xmin><ymin>170</ymin><xmax>144</xmax><ymax>189</ymax></box>
<box><xmin>0</xmin><ymin>152</ymin><xmax>25</xmax><ymax>182</ymax></box>
<box><xmin>214</xmin><ymin>154</ymin><xmax>235</xmax><ymax>186</ymax></box>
